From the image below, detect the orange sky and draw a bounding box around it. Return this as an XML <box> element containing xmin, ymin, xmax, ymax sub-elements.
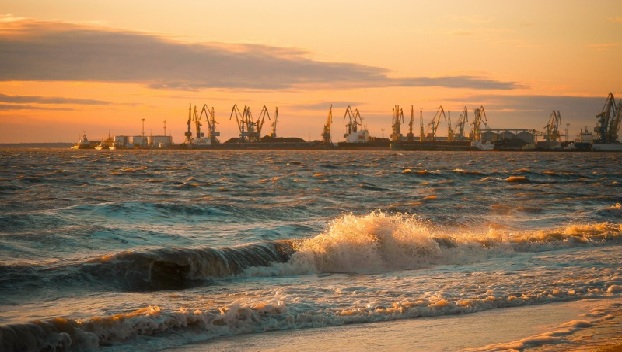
<box><xmin>1</xmin><ymin>1</ymin><xmax>621</xmax><ymax>143</ymax></box>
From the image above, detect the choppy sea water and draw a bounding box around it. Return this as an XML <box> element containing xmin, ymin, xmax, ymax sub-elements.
<box><xmin>0</xmin><ymin>149</ymin><xmax>621</xmax><ymax>351</ymax></box>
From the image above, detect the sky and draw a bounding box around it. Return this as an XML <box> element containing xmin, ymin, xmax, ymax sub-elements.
<box><xmin>1</xmin><ymin>0</ymin><xmax>621</xmax><ymax>143</ymax></box>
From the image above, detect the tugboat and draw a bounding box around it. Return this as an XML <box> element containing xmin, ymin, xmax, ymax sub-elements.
<box><xmin>71</xmin><ymin>132</ymin><xmax>96</xmax><ymax>149</ymax></box>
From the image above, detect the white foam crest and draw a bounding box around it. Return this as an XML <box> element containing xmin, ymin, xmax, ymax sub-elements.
<box><xmin>289</xmin><ymin>211</ymin><xmax>446</xmax><ymax>274</ymax></box>
<box><xmin>244</xmin><ymin>213</ymin><xmax>621</xmax><ymax>277</ymax></box>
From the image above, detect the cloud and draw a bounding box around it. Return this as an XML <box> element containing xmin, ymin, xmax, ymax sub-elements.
<box><xmin>0</xmin><ymin>93</ymin><xmax>110</xmax><ymax>105</ymax></box>
<box><xmin>0</xmin><ymin>18</ymin><xmax>521</xmax><ymax>91</ymax></box>
<box><xmin>0</xmin><ymin>104</ymin><xmax>73</xmax><ymax>111</ymax></box>
<box><xmin>587</xmin><ymin>43</ymin><xmax>619</xmax><ymax>51</ymax></box>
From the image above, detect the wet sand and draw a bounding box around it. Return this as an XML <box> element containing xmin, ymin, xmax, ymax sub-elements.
<box><xmin>172</xmin><ymin>298</ymin><xmax>622</xmax><ymax>351</ymax></box>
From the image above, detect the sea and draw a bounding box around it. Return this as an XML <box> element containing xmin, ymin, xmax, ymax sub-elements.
<box><xmin>0</xmin><ymin>149</ymin><xmax>621</xmax><ymax>351</ymax></box>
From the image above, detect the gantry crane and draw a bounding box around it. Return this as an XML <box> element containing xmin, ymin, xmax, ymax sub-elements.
<box><xmin>419</xmin><ymin>109</ymin><xmax>425</xmax><ymax>142</ymax></box>
<box><xmin>543</xmin><ymin>110</ymin><xmax>562</xmax><ymax>142</ymax></box>
<box><xmin>594</xmin><ymin>92</ymin><xmax>621</xmax><ymax>143</ymax></box>
<box><xmin>230</xmin><ymin>104</ymin><xmax>248</xmax><ymax>142</ymax></box>
<box><xmin>406</xmin><ymin>105</ymin><xmax>415</xmax><ymax>142</ymax></box>
<box><xmin>256</xmin><ymin>105</ymin><xmax>272</xmax><ymax>141</ymax></box>
<box><xmin>270</xmin><ymin>107</ymin><xmax>279</xmax><ymax>138</ymax></box>
<box><xmin>391</xmin><ymin>105</ymin><xmax>404</xmax><ymax>142</ymax></box>
<box><xmin>322</xmin><ymin>105</ymin><xmax>333</xmax><ymax>144</ymax></box>
<box><xmin>200</xmin><ymin>104</ymin><xmax>220</xmax><ymax>144</ymax></box>
<box><xmin>470</xmin><ymin>106</ymin><xmax>489</xmax><ymax>141</ymax></box>
<box><xmin>343</xmin><ymin>105</ymin><xmax>362</xmax><ymax>137</ymax></box>
<box><xmin>447</xmin><ymin>111</ymin><xmax>454</xmax><ymax>142</ymax></box>
<box><xmin>456</xmin><ymin>106</ymin><xmax>469</xmax><ymax>140</ymax></box>
<box><xmin>185</xmin><ymin>103</ymin><xmax>193</xmax><ymax>143</ymax></box>
<box><xmin>427</xmin><ymin>105</ymin><xmax>446</xmax><ymax>141</ymax></box>
<box><xmin>193</xmin><ymin>105</ymin><xmax>204</xmax><ymax>140</ymax></box>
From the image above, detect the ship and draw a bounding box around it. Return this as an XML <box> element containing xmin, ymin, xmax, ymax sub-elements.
<box><xmin>70</xmin><ymin>132</ymin><xmax>97</xmax><ymax>149</ymax></box>
<box><xmin>335</xmin><ymin>105</ymin><xmax>390</xmax><ymax>149</ymax></box>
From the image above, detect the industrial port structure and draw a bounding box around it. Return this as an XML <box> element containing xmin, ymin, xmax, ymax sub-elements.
<box><xmin>73</xmin><ymin>92</ymin><xmax>621</xmax><ymax>151</ymax></box>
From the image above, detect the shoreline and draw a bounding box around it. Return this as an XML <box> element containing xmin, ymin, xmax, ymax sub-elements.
<box><xmin>171</xmin><ymin>297</ymin><xmax>622</xmax><ymax>352</ymax></box>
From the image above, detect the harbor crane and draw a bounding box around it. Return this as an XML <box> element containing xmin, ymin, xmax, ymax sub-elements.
<box><xmin>447</xmin><ymin>111</ymin><xmax>454</xmax><ymax>142</ymax></box>
<box><xmin>470</xmin><ymin>106</ymin><xmax>489</xmax><ymax>141</ymax></box>
<box><xmin>543</xmin><ymin>110</ymin><xmax>562</xmax><ymax>142</ymax></box>
<box><xmin>391</xmin><ymin>105</ymin><xmax>405</xmax><ymax>142</ymax></box>
<box><xmin>322</xmin><ymin>105</ymin><xmax>333</xmax><ymax>144</ymax></box>
<box><xmin>427</xmin><ymin>105</ymin><xmax>446</xmax><ymax>141</ymax></box>
<box><xmin>456</xmin><ymin>106</ymin><xmax>469</xmax><ymax>140</ymax></box>
<box><xmin>270</xmin><ymin>107</ymin><xmax>279</xmax><ymax>138</ymax></box>
<box><xmin>406</xmin><ymin>105</ymin><xmax>415</xmax><ymax>142</ymax></box>
<box><xmin>192</xmin><ymin>104</ymin><xmax>204</xmax><ymax>141</ymax></box>
<box><xmin>185</xmin><ymin>104</ymin><xmax>193</xmax><ymax>143</ymax></box>
<box><xmin>419</xmin><ymin>109</ymin><xmax>425</xmax><ymax>142</ymax></box>
<box><xmin>229</xmin><ymin>104</ymin><xmax>272</xmax><ymax>142</ymax></box>
<box><xmin>256</xmin><ymin>105</ymin><xmax>272</xmax><ymax>141</ymax></box>
<box><xmin>200</xmin><ymin>104</ymin><xmax>220</xmax><ymax>144</ymax></box>
<box><xmin>594</xmin><ymin>92</ymin><xmax>621</xmax><ymax>143</ymax></box>
<box><xmin>344</xmin><ymin>105</ymin><xmax>363</xmax><ymax>137</ymax></box>
<box><xmin>230</xmin><ymin>104</ymin><xmax>249</xmax><ymax>142</ymax></box>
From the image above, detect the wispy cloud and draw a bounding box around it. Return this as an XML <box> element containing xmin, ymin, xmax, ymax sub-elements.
<box><xmin>0</xmin><ymin>93</ymin><xmax>110</xmax><ymax>105</ymax></box>
<box><xmin>587</xmin><ymin>42</ymin><xmax>619</xmax><ymax>51</ymax></box>
<box><xmin>0</xmin><ymin>104</ymin><xmax>73</xmax><ymax>111</ymax></box>
<box><xmin>0</xmin><ymin>18</ymin><xmax>521</xmax><ymax>91</ymax></box>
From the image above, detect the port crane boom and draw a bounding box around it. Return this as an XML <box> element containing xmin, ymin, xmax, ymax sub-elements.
<box><xmin>594</xmin><ymin>92</ymin><xmax>621</xmax><ymax>143</ymax></box>
<box><xmin>471</xmin><ymin>106</ymin><xmax>489</xmax><ymax>141</ymax></box>
<box><xmin>230</xmin><ymin>104</ymin><xmax>248</xmax><ymax>142</ymax></box>
<box><xmin>544</xmin><ymin>110</ymin><xmax>562</xmax><ymax>142</ymax></box>
<box><xmin>322</xmin><ymin>105</ymin><xmax>333</xmax><ymax>144</ymax></box>
<box><xmin>406</xmin><ymin>105</ymin><xmax>415</xmax><ymax>142</ymax></box>
<box><xmin>270</xmin><ymin>107</ymin><xmax>278</xmax><ymax>138</ymax></box>
<box><xmin>456</xmin><ymin>106</ymin><xmax>468</xmax><ymax>140</ymax></box>
<box><xmin>256</xmin><ymin>105</ymin><xmax>271</xmax><ymax>141</ymax></box>
<box><xmin>200</xmin><ymin>104</ymin><xmax>220</xmax><ymax>144</ymax></box>
<box><xmin>391</xmin><ymin>105</ymin><xmax>404</xmax><ymax>142</ymax></box>
<box><xmin>343</xmin><ymin>105</ymin><xmax>362</xmax><ymax>136</ymax></box>
<box><xmin>427</xmin><ymin>105</ymin><xmax>446</xmax><ymax>141</ymax></box>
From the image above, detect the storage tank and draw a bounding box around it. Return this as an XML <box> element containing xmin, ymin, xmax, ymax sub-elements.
<box><xmin>114</xmin><ymin>135</ymin><xmax>129</xmax><ymax>147</ymax></box>
<box><xmin>499</xmin><ymin>131</ymin><xmax>515</xmax><ymax>141</ymax></box>
<box><xmin>481</xmin><ymin>131</ymin><xmax>498</xmax><ymax>143</ymax></box>
<box><xmin>517</xmin><ymin>131</ymin><xmax>535</xmax><ymax>144</ymax></box>
<box><xmin>148</xmin><ymin>135</ymin><xmax>173</xmax><ymax>147</ymax></box>
<box><xmin>131</xmin><ymin>136</ymin><xmax>147</xmax><ymax>146</ymax></box>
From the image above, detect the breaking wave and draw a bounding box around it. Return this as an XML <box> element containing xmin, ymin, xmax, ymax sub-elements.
<box><xmin>249</xmin><ymin>211</ymin><xmax>622</xmax><ymax>276</ymax></box>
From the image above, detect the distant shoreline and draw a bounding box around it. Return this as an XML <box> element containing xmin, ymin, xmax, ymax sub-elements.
<box><xmin>0</xmin><ymin>143</ymin><xmax>73</xmax><ymax>148</ymax></box>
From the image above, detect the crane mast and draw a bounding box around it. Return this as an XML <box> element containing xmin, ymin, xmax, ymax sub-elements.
<box><xmin>456</xmin><ymin>106</ymin><xmax>468</xmax><ymax>140</ymax></box>
<box><xmin>470</xmin><ymin>106</ymin><xmax>489</xmax><ymax>141</ymax></box>
<box><xmin>391</xmin><ymin>105</ymin><xmax>404</xmax><ymax>142</ymax></box>
<box><xmin>193</xmin><ymin>105</ymin><xmax>203</xmax><ymax>140</ymax></box>
<box><xmin>594</xmin><ymin>92</ymin><xmax>621</xmax><ymax>143</ymax></box>
<box><xmin>322</xmin><ymin>105</ymin><xmax>333</xmax><ymax>144</ymax></box>
<box><xmin>427</xmin><ymin>105</ymin><xmax>446</xmax><ymax>141</ymax></box>
<box><xmin>447</xmin><ymin>111</ymin><xmax>455</xmax><ymax>142</ymax></box>
<box><xmin>343</xmin><ymin>105</ymin><xmax>362</xmax><ymax>137</ymax></box>
<box><xmin>200</xmin><ymin>104</ymin><xmax>220</xmax><ymax>144</ymax></box>
<box><xmin>230</xmin><ymin>104</ymin><xmax>248</xmax><ymax>142</ymax></box>
<box><xmin>255</xmin><ymin>105</ymin><xmax>271</xmax><ymax>141</ymax></box>
<box><xmin>407</xmin><ymin>105</ymin><xmax>415</xmax><ymax>142</ymax></box>
<box><xmin>270</xmin><ymin>107</ymin><xmax>278</xmax><ymax>138</ymax></box>
<box><xmin>419</xmin><ymin>109</ymin><xmax>425</xmax><ymax>142</ymax></box>
<box><xmin>185</xmin><ymin>103</ymin><xmax>193</xmax><ymax>143</ymax></box>
<box><xmin>544</xmin><ymin>110</ymin><xmax>562</xmax><ymax>142</ymax></box>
